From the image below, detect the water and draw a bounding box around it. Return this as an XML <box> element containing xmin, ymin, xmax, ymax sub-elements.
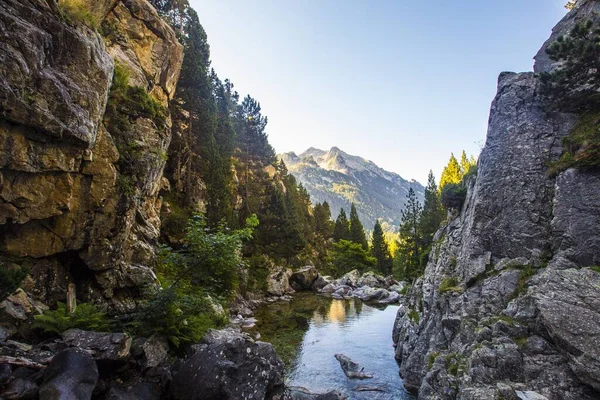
<box><xmin>251</xmin><ymin>293</ymin><xmax>415</xmax><ymax>399</ymax></box>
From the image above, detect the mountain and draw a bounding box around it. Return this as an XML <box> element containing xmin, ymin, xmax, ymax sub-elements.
<box><xmin>279</xmin><ymin>147</ymin><xmax>424</xmax><ymax>231</ymax></box>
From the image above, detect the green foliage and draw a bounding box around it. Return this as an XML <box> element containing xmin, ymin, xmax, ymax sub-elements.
<box><xmin>549</xmin><ymin>110</ymin><xmax>600</xmax><ymax>173</ymax></box>
<box><xmin>441</xmin><ymin>183</ymin><xmax>467</xmax><ymax>210</ymax></box>
<box><xmin>34</xmin><ymin>302</ymin><xmax>111</xmax><ymax>334</ymax></box>
<box><xmin>0</xmin><ymin>266</ymin><xmax>28</xmax><ymax>302</ymax></box>
<box><xmin>439</xmin><ymin>153</ymin><xmax>462</xmax><ymax>190</ymax></box>
<box><xmin>328</xmin><ymin>239</ymin><xmax>376</xmax><ymax>276</ymax></box>
<box><xmin>540</xmin><ymin>19</ymin><xmax>600</xmax><ymax>112</ymax></box>
<box><xmin>445</xmin><ymin>353</ymin><xmax>465</xmax><ymax>376</ymax></box>
<box><xmin>349</xmin><ymin>203</ymin><xmax>368</xmax><ymax>250</ymax></box>
<box><xmin>565</xmin><ymin>1</ymin><xmax>576</xmax><ymax>9</ymax></box>
<box><xmin>407</xmin><ymin>308</ymin><xmax>420</xmax><ymax>324</ymax></box>
<box><xmin>427</xmin><ymin>351</ymin><xmax>440</xmax><ymax>370</ymax></box>
<box><xmin>333</xmin><ymin>208</ymin><xmax>351</xmax><ymax>242</ymax></box>
<box><xmin>135</xmin><ymin>214</ymin><xmax>256</xmax><ymax>348</ymax></box>
<box><xmin>371</xmin><ymin>219</ymin><xmax>393</xmax><ymax>275</ymax></box>
<box><xmin>396</xmin><ymin>188</ymin><xmax>423</xmax><ymax>281</ymax></box>
<box><xmin>510</xmin><ymin>265</ymin><xmax>537</xmax><ymax>299</ymax></box>
<box><xmin>313</xmin><ymin>201</ymin><xmax>334</xmax><ymax>239</ymax></box>
<box><xmin>439</xmin><ymin>276</ymin><xmax>462</xmax><ymax>294</ymax></box>
<box><xmin>134</xmin><ymin>287</ymin><xmax>226</xmax><ymax>348</ymax></box>
<box><xmin>58</xmin><ymin>0</ymin><xmax>99</xmax><ymax>29</ymax></box>
<box><xmin>399</xmin><ymin>284</ymin><xmax>410</xmax><ymax>295</ymax></box>
<box><xmin>590</xmin><ymin>266</ymin><xmax>600</xmax><ymax>274</ymax></box>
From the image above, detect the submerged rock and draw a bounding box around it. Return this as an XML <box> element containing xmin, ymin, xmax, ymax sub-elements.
<box><xmin>170</xmin><ymin>328</ymin><xmax>284</xmax><ymax>400</ymax></box>
<box><xmin>334</xmin><ymin>354</ymin><xmax>373</xmax><ymax>380</ymax></box>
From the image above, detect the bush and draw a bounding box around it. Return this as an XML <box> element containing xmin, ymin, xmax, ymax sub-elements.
<box><xmin>439</xmin><ymin>276</ymin><xmax>462</xmax><ymax>294</ymax></box>
<box><xmin>0</xmin><ymin>266</ymin><xmax>28</xmax><ymax>302</ymax></box>
<box><xmin>58</xmin><ymin>0</ymin><xmax>99</xmax><ymax>29</ymax></box>
<box><xmin>34</xmin><ymin>302</ymin><xmax>111</xmax><ymax>334</ymax></box>
<box><xmin>441</xmin><ymin>183</ymin><xmax>467</xmax><ymax>209</ymax></box>
<box><xmin>328</xmin><ymin>239</ymin><xmax>376</xmax><ymax>277</ymax></box>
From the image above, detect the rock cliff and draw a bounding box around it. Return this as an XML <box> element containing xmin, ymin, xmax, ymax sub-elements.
<box><xmin>392</xmin><ymin>2</ymin><xmax>600</xmax><ymax>399</ymax></box>
<box><xmin>0</xmin><ymin>0</ymin><xmax>183</xmax><ymax>312</ymax></box>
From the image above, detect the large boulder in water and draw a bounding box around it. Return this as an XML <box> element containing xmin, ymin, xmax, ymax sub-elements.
<box><xmin>357</xmin><ymin>272</ymin><xmax>386</xmax><ymax>288</ymax></box>
<box><xmin>39</xmin><ymin>347</ymin><xmax>98</xmax><ymax>400</ymax></box>
<box><xmin>170</xmin><ymin>328</ymin><xmax>284</xmax><ymax>400</ymax></box>
<box><xmin>267</xmin><ymin>267</ymin><xmax>294</xmax><ymax>296</ymax></box>
<box><xmin>337</xmin><ymin>270</ymin><xmax>361</xmax><ymax>287</ymax></box>
<box><xmin>289</xmin><ymin>266</ymin><xmax>319</xmax><ymax>291</ymax></box>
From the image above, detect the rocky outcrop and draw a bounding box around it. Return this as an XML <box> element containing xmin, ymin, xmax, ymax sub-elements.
<box><xmin>170</xmin><ymin>328</ymin><xmax>285</xmax><ymax>400</ymax></box>
<box><xmin>319</xmin><ymin>270</ymin><xmax>404</xmax><ymax>304</ymax></box>
<box><xmin>267</xmin><ymin>267</ymin><xmax>294</xmax><ymax>296</ymax></box>
<box><xmin>392</xmin><ymin>3</ymin><xmax>600</xmax><ymax>399</ymax></box>
<box><xmin>0</xmin><ymin>0</ymin><xmax>183</xmax><ymax>313</ymax></box>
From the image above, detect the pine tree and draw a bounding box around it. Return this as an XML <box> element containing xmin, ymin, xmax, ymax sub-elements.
<box><xmin>371</xmin><ymin>220</ymin><xmax>392</xmax><ymax>275</ymax></box>
<box><xmin>314</xmin><ymin>202</ymin><xmax>334</xmax><ymax>239</ymax></box>
<box><xmin>349</xmin><ymin>203</ymin><xmax>368</xmax><ymax>250</ymax></box>
<box><xmin>333</xmin><ymin>208</ymin><xmax>351</xmax><ymax>241</ymax></box>
<box><xmin>439</xmin><ymin>153</ymin><xmax>462</xmax><ymax>190</ymax></box>
<box><xmin>420</xmin><ymin>171</ymin><xmax>444</xmax><ymax>245</ymax></box>
<box><xmin>397</xmin><ymin>188</ymin><xmax>423</xmax><ymax>280</ymax></box>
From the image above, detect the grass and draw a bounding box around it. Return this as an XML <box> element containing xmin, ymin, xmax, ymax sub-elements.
<box><xmin>510</xmin><ymin>265</ymin><xmax>537</xmax><ymax>300</ymax></box>
<box><xmin>58</xmin><ymin>0</ymin><xmax>99</xmax><ymax>30</ymax></box>
<box><xmin>590</xmin><ymin>266</ymin><xmax>600</xmax><ymax>274</ymax></box>
<box><xmin>548</xmin><ymin>110</ymin><xmax>600</xmax><ymax>175</ymax></box>
<box><xmin>445</xmin><ymin>353</ymin><xmax>465</xmax><ymax>377</ymax></box>
<box><xmin>427</xmin><ymin>351</ymin><xmax>440</xmax><ymax>370</ymax></box>
<box><xmin>407</xmin><ymin>308</ymin><xmax>420</xmax><ymax>324</ymax></box>
<box><xmin>439</xmin><ymin>276</ymin><xmax>462</xmax><ymax>294</ymax></box>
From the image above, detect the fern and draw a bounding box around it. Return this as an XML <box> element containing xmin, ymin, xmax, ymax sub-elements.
<box><xmin>34</xmin><ymin>302</ymin><xmax>111</xmax><ymax>334</ymax></box>
<box><xmin>0</xmin><ymin>266</ymin><xmax>28</xmax><ymax>302</ymax></box>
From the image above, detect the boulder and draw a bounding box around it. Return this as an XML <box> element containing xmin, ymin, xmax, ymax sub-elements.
<box><xmin>333</xmin><ymin>286</ymin><xmax>353</xmax><ymax>297</ymax></box>
<box><xmin>104</xmin><ymin>383</ymin><xmax>161</xmax><ymax>400</ymax></box>
<box><xmin>267</xmin><ymin>268</ymin><xmax>294</xmax><ymax>296</ymax></box>
<box><xmin>319</xmin><ymin>283</ymin><xmax>337</xmax><ymax>294</ymax></box>
<box><xmin>61</xmin><ymin>329</ymin><xmax>132</xmax><ymax>361</ymax></box>
<box><xmin>170</xmin><ymin>328</ymin><xmax>284</xmax><ymax>400</ymax></box>
<box><xmin>334</xmin><ymin>354</ymin><xmax>373</xmax><ymax>379</ymax></box>
<box><xmin>0</xmin><ymin>378</ymin><xmax>38</xmax><ymax>399</ymax></box>
<box><xmin>290</xmin><ymin>266</ymin><xmax>319</xmax><ymax>291</ymax></box>
<box><xmin>357</xmin><ymin>272</ymin><xmax>386</xmax><ymax>288</ymax></box>
<box><xmin>356</xmin><ymin>288</ymin><xmax>388</xmax><ymax>302</ymax></box>
<box><xmin>337</xmin><ymin>270</ymin><xmax>360</xmax><ymax>287</ymax></box>
<box><xmin>387</xmin><ymin>282</ymin><xmax>407</xmax><ymax>294</ymax></box>
<box><xmin>141</xmin><ymin>335</ymin><xmax>169</xmax><ymax>369</ymax></box>
<box><xmin>378</xmin><ymin>291</ymin><xmax>400</xmax><ymax>304</ymax></box>
<box><xmin>39</xmin><ymin>348</ymin><xmax>98</xmax><ymax>400</ymax></box>
<box><xmin>310</xmin><ymin>275</ymin><xmax>332</xmax><ymax>291</ymax></box>
<box><xmin>283</xmin><ymin>386</ymin><xmax>345</xmax><ymax>400</ymax></box>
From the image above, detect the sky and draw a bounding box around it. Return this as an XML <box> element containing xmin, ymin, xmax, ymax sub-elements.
<box><xmin>189</xmin><ymin>0</ymin><xmax>568</xmax><ymax>185</ymax></box>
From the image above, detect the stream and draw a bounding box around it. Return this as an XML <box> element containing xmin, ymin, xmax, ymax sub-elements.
<box><xmin>250</xmin><ymin>292</ymin><xmax>415</xmax><ymax>399</ymax></box>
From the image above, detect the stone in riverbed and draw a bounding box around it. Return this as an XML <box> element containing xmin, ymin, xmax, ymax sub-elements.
<box><xmin>290</xmin><ymin>266</ymin><xmax>319</xmax><ymax>290</ymax></box>
<box><xmin>334</xmin><ymin>354</ymin><xmax>373</xmax><ymax>379</ymax></box>
<box><xmin>170</xmin><ymin>328</ymin><xmax>284</xmax><ymax>400</ymax></box>
<box><xmin>61</xmin><ymin>329</ymin><xmax>132</xmax><ymax>361</ymax></box>
<box><xmin>281</xmin><ymin>386</ymin><xmax>345</xmax><ymax>399</ymax></box>
<box><xmin>39</xmin><ymin>348</ymin><xmax>98</xmax><ymax>400</ymax></box>
<box><xmin>268</xmin><ymin>267</ymin><xmax>294</xmax><ymax>296</ymax></box>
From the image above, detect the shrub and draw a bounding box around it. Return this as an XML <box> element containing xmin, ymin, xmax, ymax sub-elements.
<box><xmin>58</xmin><ymin>0</ymin><xmax>99</xmax><ymax>30</ymax></box>
<box><xmin>407</xmin><ymin>308</ymin><xmax>420</xmax><ymax>324</ymax></box>
<box><xmin>34</xmin><ymin>302</ymin><xmax>111</xmax><ymax>334</ymax></box>
<box><xmin>328</xmin><ymin>239</ymin><xmax>377</xmax><ymax>276</ymax></box>
<box><xmin>441</xmin><ymin>183</ymin><xmax>467</xmax><ymax>209</ymax></box>
<box><xmin>0</xmin><ymin>266</ymin><xmax>28</xmax><ymax>302</ymax></box>
<box><xmin>427</xmin><ymin>351</ymin><xmax>440</xmax><ymax>370</ymax></box>
<box><xmin>439</xmin><ymin>276</ymin><xmax>462</xmax><ymax>294</ymax></box>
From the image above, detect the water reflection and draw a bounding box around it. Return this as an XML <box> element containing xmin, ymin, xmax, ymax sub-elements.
<box><xmin>251</xmin><ymin>293</ymin><xmax>414</xmax><ymax>400</ymax></box>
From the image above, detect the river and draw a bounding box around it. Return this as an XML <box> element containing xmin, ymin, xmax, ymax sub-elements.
<box><xmin>250</xmin><ymin>292</ymin><xmax>415</xmax><ymax>399</ymax></box>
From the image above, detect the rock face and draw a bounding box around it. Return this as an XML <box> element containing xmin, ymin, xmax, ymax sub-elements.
<box><xmin>170</xmin><ymin>328</ymin><xmax>285</xmax><ymax>400</ymax></box>
<box><xmin>392</xmin><ymin>3</ymin><xmax>600</xmax><ymax>399</ymax></box>
<box><xmin>0</xmin><ymin>0</ymin><xmax>183</xmax><ymax>312</ymax></box>
<box><xmin>289</xmin><ymin>266</ymin><xmax>319</xmax><ymax>291</ymax></box>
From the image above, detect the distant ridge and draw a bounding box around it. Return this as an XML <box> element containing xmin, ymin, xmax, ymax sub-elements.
<box><xmin>278</xmin><ymin>147</ymin><xmax>424</xmax><ymax>231</ymax></box>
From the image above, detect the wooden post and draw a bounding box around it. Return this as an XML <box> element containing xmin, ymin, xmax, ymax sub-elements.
<box><xmin>66</xmin><ymin>283</ymin><xmax>76</xmax><ymax>315</ymax></box>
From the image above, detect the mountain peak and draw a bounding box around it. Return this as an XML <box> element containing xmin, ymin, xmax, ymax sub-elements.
<box><xmin>277</xmin><ymin>147</ymin><xmax>424</xmax><ymax>231</ymax></box>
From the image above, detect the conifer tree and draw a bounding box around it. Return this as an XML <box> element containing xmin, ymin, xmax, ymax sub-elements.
<box><xmin>333</xmin><ymin>208</ymin><xmax>351</xmax><ymax>241</ymax></box>
<box><xmin>314</xmin><ymin>202</ymin><xmax>334</xmax><ymax>239</ymax></box>
<box><xmin>397</xmin><ymin>188</ymin><xmax>423</xmax><ymax>280</ymax></box>
<box><xmin>371</xmin><ymin>219</ymin><xmax>392</xmax><ymax>275</ymax></box>
<box><xmin>349</xmin><ymin>203</ymin><xmax>368</xmax><ymax>250</ymax></box>
<box><xmin>439</xmin><ymin>153</ymin><xmax>462</xmax><ymax>190</ymax></box>
<box><xmin>420</xmin><ymin>171</ymin><xmax>445</xmax><ymax>246</ymax></box>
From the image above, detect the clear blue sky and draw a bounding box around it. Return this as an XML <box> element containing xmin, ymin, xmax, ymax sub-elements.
<box><xmin>189</xmin><ymin>0</ymin><xmax>568</xmax><ymax>185</ymax></box>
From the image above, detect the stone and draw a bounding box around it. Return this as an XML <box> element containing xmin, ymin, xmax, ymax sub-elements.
<box><xmin>170</xmin><ymin>328</ymin><xmax>285</xmax><ymax>400</ymax></box>
<box><xmin>104</xmin><ymin>383</ymin><xmax>161</xmax><ymax>400</ymax></box>
<box><xmin>337</xmin><ymin>270</ymin><xmax>360</xmax><ymax>287</ymax></box>
<box><xmin>289</xmin><ymin>266</ymin><xmax>319</xmax><ymax>291</ymax></box>
<box><xmin>282</xmin><ymin>386</ymin><xmax>345</xmax><ymax>400</ymax></box>
<box><xmin>356</xmin><ymin>287</ymin><xmax>388</xmax><ymax>302</ymax></box>
<box><xmin>378</xmin><ymin>291</ymin><xmax>400</xmax><ymax>304</ymax></box>
<box><xmin>267</xmin><ymin>267</ymin><xmax>294</xmax><ymax>296</ymax></box>
<box><xmin>333</xmin><ymin>354</ymin><xmax>373</xmax><ymax>380</ymax></box>
<box><xmin>515</xmin><ymin>391</ymin><xmax>549</xmax><ymax>400</ymax></box>
<box><xmin>356</xmin><ymin>272</ymin><xmax>386</xmax><ymax>288</ymax></box>
<box><xmin>61</xmin><ymin>329</ymin><xmax>132</xmax><ymax>361</ymax></box>
<box><xmin>141</xmin><ymin>335</ymin><xmax>169</xmax><ymax>369</ymax></box>
<box><xmin>0</xmin><ymin>378</ymin><xmax>38</xmax><ymax>399</ymax></box>
<box><xmin>39</xmin><ymin>348</ymin><xmax>98</xmax><ymax>400</ymax></box>
<box><xmin>310</xmin><ymin>275</ymin><xmax>331</xmax><ymax>291</ymax></box>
